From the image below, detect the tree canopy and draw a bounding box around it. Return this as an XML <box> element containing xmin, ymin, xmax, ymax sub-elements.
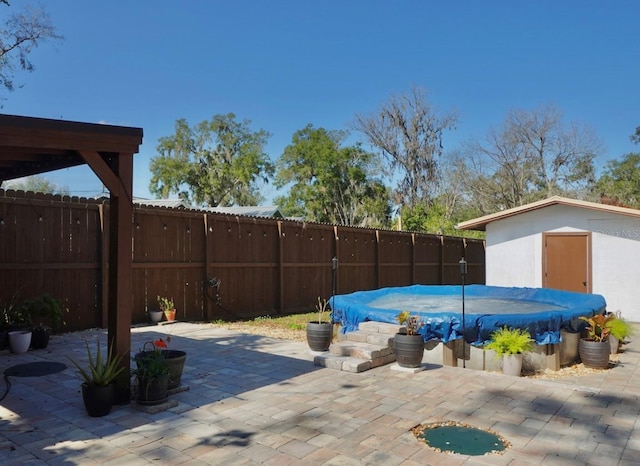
<box><xmin>594</xmin><ymin>152</ymin><xmax>640</xmax><ymax>208</ymax></box>
<box><xmin>274</xmin><ymin>124</ymin><xmax>391</xmax><ymax>227</ymax></box>
<box><xmin>352</xmin><ymin>86</ymin><xmax>457</xmax><ymax>209</ymax></box>
<box><xmin>149</xmin><ymin>114</ymin><xmax>274</xmax><ymax>207</ymax></box>
<box><xmin>454</xmin><ymin>104</ymin><xmax>602</xmax><ymax>214</ymax></box>
<box><xmin>0</xmin><ymin>1</ymin><xmax>62</xmax><ymax>99</ymax></box>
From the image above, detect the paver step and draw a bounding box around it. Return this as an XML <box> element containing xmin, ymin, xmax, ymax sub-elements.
<box><xmin>315</xmin><ymin>322</ymin><xmax>399</xmax><ymax>373</ymax></box>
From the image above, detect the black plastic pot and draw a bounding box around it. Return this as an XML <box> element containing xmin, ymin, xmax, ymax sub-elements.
<box><xmin>31</xmin><ymin>326</ymin><xmax>51</xmax><ymax>349</ymax></box>
<box><xmin>137</xmin><ymin>376</ymin><xmax>169</xmax><ymax>405</ymax></box>
<box><xmin>81</xmin><ymin>383</ymin><xmax>116</xmax><ymax>417</ymax></box>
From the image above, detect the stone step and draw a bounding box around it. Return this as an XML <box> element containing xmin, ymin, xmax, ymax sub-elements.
<box><xmin>315</xmin><ymin>321</ymin><xmax>400</xmax><ymax>373</ymax></box>
<box><xmin>329</xmin><ymin>340</ymin><xmax>394</xmax><ymax>360</ymax></box>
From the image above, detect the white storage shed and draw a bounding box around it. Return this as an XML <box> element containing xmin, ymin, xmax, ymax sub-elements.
<box><xmin>457</xmin><ymin>196</ymin><xmax>640</xmax><ymax>322</ymax></box>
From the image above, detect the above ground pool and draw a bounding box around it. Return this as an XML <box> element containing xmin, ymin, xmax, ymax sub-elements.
<box><xmin>329</xmin><ymin>285</ymin><xmax>607</xmax><ymax>345</ymax></box>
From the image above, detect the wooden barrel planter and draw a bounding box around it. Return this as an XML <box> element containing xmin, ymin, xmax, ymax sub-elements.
<box><xmin>393</xmin><ymin>333</ymin><xmax>424</xmax><ymax>368</ymax></box>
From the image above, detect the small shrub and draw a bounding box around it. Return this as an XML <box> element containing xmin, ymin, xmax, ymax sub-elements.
<box><xmin>485</xmin><ymin>326</ymin><xmax>533</xmax><ymax>357</ymax></box>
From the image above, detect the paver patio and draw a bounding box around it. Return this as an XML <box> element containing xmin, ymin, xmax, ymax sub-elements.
<box><xmin>0</xmin><ymin>322</ymin><xmax>638</xmax><ymax>465</ymax></box>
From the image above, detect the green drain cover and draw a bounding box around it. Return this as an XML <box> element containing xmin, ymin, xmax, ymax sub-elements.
<box><xmin>413</xmin><ymin>421</ymin><xmax>509</xmax><ymax>456</ymax></box>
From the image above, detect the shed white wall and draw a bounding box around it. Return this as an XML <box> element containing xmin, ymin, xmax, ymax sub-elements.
<box><xmin>485</xmin><ymin>204</ymin><xmax>640</xmax><ymax>322</ymax></box>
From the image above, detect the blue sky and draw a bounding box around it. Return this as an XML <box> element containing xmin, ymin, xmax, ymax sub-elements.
<box><xmin>3</xmin><ymin>1</ymin><xmax>639</xmax><ymax>203</ymax></box>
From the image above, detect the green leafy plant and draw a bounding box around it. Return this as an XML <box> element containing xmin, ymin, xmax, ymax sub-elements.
<box><xmin>68</xmin><ymin>339</ymin><xmax>125</xmax><ymax>386</ymax></box>
<box><xmin>23</xmin><ymin>293</ymin><xmax>65</xmax><ymax>331</ymax></box>
<box><xmin>157</xmin><ymin>296</ymin><xmax>174</xmax><ymax>312</ymax></box>
<box><xmin>485</xmin><ymin>326</ymin><xmax>533</xmax><ymax>357</ymax></box>
<box><xmin>133</xmin><ymin>339</ymin><xmax>170</xmax><ymax>388</ymax></box>
<box><xmin>605</xmin><ymin>314</ymin><xmax>635</xmax><ymax>341</ymax></box>
<box><xmin>579</xmin><ymin>313</ymin><xmax>615</xmax><ymax>342</ymax></box>
<box><xmin>397</xmin><ymin>311</ymin><xmax>423</xmax><ymax>336</ymax></box>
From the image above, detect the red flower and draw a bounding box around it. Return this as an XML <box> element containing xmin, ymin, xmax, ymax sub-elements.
<box><xmin>154</xmin><ymin>338</ymin><xmax>167</xmax><ymax>348</ymax></box>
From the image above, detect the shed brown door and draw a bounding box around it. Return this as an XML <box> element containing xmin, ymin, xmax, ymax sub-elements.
<box><xmin>543</xmin><ymin>233</ymin><xmax>591</xmax><ymax>293</ymax></box>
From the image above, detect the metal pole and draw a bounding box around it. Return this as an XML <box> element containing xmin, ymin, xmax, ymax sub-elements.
<box><xmin>331</xmin><ymin>257</ymin><xmax>338</xmax><ymax>297</ymax></box>
<box><xmin>459</xmin><ymin>257</ymin><xmax>467</xmax><ymax>368</ymax></box>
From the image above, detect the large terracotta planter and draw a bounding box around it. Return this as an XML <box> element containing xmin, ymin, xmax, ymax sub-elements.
<box><xmin>579</xmin><ymin>338</ymin><xmax>610</xmax><ymax>369</ymax></box>
<box><xmin>306</xmin><ymin>321</ymin><xmax>333</xmax><ymax>351</ymax></box>
<box><xmin>393</xmin><ymin>333</ymin><xmax>424</xmax><ymax>368</ymax></box>
<box><xmin>164</xmin><ymin>309</ymin><xmax>176</xmax><ymax>322</ymax></box>
<box><xmin>81</xmin><ymin>383</ymin><xmax>116</xmax><ymax>417</ymax></box>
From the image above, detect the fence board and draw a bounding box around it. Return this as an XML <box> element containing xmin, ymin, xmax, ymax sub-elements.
<box><xmin>0</xmin><ymin>190</ymin><xmax>485</xmax><ymax>330</ymax></box>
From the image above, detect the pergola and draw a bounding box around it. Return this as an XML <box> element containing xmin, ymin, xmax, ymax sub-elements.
<box><xmin>0</xmin><ymin>114</ymin><xmax>143</xmax><ymax>401</ymax></box>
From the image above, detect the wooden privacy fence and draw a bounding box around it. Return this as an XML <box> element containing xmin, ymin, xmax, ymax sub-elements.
<box><xmin>0</xmin><ymin>190</ymin><xmax>485</xmax><ymax>332</ymax></box>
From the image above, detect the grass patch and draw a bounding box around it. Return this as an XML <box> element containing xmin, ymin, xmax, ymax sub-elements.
<box><xmin>245</xmin><ymin>312</ymin><xmax>316</xmax><ymax>330</ymax></box>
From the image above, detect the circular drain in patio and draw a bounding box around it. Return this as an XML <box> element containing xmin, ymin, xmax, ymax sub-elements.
<box><xmin>4</xmin><ymin>362</ymin><xmax>67</xmax><ymax>377</ymax></box>
<box><xmin>412</xmin><ymin>421</ymin><xmax>510</xmax><ymax>455</ymax></box>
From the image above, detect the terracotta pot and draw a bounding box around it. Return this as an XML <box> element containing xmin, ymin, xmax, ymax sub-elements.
<box><xmin>164</xmin><ymin>309</ymin><xmax>176</xmax><ymax>322</ymax></box>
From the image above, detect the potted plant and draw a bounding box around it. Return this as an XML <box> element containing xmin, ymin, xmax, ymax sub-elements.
<box><xmin>133</xmin><ymin>339</ymin><xmax>170</xmax><ymax>405</ymax></box>
<box><xmin>68</xmin><ymin>339</ymin><xmax>125</xmax><ymax>417</ymax></box>
<box><xmin>23</xmin><ymin>293</ymin><xmax>65</xmax><ymax>349</ymax></box>
<box><xmin>134</xmin><ymin>336</ymin><xmax>187</xmax><ymax>391</ymax></box>
<box><xmin>1</xmin><ymin>297</ymin><xmax>32</xmax><ymax>353</ymax></box>
<box><xmin>605</xmin><ymin>313</ymin><xmax>635</xmax><ymax>354</ymax></box>
<box><xmin>157</xmin><ymin>296</ymin><xmax>176</xmax><ymax>322</ymax></box>
<box><xmin>578</xmin><ymin>313</ymin><xmax>614</xmax><ymax>369</ymax></box>
<box><xmin>148</xmin><ymin>309</ymin><xmax>164</xmax><ymax>323</ymax></box>
<box><xmin>306</xmin><ymin>297</ymin><xmax>333</xmax><ymax>351</ymax></box>
<box><xmin>484</xmin><ymin>326</ymin><xmax>533</xmax><ymax>376</ymax></box>
<box><xmin>394</xmin><ymin>311</ymin><xmax>425</xmax><ymax>368</ymax></box>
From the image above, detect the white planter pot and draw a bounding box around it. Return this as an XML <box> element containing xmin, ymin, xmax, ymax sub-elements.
<box><xmin>502</xmin><ymin>354</ymin><xmax>523</xmax><ymax>376</ymax></box>
<box><xmin>149</xmin><ymin>310</ymin><xmax>163</xmax><ymax>323</ymax></box>
<box><xmin>9</xmin><ymin>330</ymin><xmax>32</xmax><ymax>353</ymax></box>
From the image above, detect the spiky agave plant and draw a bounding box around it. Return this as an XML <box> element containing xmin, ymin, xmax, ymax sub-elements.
<box><xmin>69</xmin><ymin>339</ymin><xmax>125</xmax><ymax>386</ymax></box>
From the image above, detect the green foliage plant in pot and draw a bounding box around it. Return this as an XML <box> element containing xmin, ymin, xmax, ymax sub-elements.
<box><xmin>133</xmin><ymin>339</ymin><xmax>170</xmax><ymax>405</ymax></box>
<box><xmin>306</xmin><ymin>297</ymin><xmax>333</xmax><ymax>352</ymax></box>
<box><xmin>68</xmin><ymin>339</ymin><xmax>125</xmax><ymax>417</ymax></box>
<box><xmin>23</xmin><ymin>293</ymin><xmax>65</xmax><ymax>349</ymax></box>
<box><xmin>484</xmin><ymin>326</ymin><xmax>533</xmax><ymax>376</ymax></box>
<box><xmin>578</xmin><ymin>313</ymin><xmax>614</xmax><ymax>369</ymax></box>
<box><xmin>605</xmin><ymin>313</ymin><xmax>635</xmax><ymax>354</ymax></box>
<box><xmin>157</xmin><ymin>295</ymin><xmax>176</xmax><ymax>322</ymax></box>
<box><xmin>134</xmin><ymin>336</ymin><xmax>187</xmax><ymax>391</ymax></box>
<box><xmin>394</xmin><ymin>311</ymin><xmax>425</xmax><ymax>368</ymax></box>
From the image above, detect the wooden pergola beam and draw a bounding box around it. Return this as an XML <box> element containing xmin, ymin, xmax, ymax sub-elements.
<box><xmin>0</xmin><ymin>114</ymin><xmax>143</xmax><ymax>402</ymax></box>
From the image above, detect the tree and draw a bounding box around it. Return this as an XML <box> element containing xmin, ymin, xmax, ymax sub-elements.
<box><xmin>456</xmin><ymin>105</ymin><xmax>602</xmax><ymax>214</ymax></box>
<box><xmin>274</xmin><ymin>124</ymin><xmax>391</xmax><ymax>227</ymax></box>
<box><xmin>2</xmin><ymin>174</ymin><xmax>68</xmax><ymax>194</ymax></box>
<box><xmin>594</xmin><ymin>153</ymin><xmax>640</xmax><ymax>208</ymax></box>
<box><xmin>352</xmin><ymin>86</ymin><xmax>457</xmax><ymax>209</ymax></box>
<box><xmin>0</xmin><ymin>1</ymin><xmax>62</xmax><ymax>98</ymax></box>
<box><xmin>631</xmin><ymin>127</ymin><xmax>640</xmax><ymax>145</ymax></box>
<box><xmin>149</xmin><ymin>114</ymin><xmax>274</xmax><ymax>207</ymax></box>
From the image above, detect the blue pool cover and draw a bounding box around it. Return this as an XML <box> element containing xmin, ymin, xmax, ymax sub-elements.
<box><xmin>329</xmin><ymin>285</ymin><xmax>607</xmax><ymax>345</ymax></box>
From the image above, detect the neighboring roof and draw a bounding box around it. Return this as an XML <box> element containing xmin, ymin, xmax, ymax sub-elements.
<box><xmin>133</xmin><ymin>198</ymin><xmax>190</xmax><ymax>209</ymax></box>
<box><xmin>207</xmin><ymin>206</ymin><xmax>284</xmax><ymax>218</ymax></box>
<box><xmin>456</xmin><ymin>196</ymin><xmax>640</xmax><ymax>231</ymax></box>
